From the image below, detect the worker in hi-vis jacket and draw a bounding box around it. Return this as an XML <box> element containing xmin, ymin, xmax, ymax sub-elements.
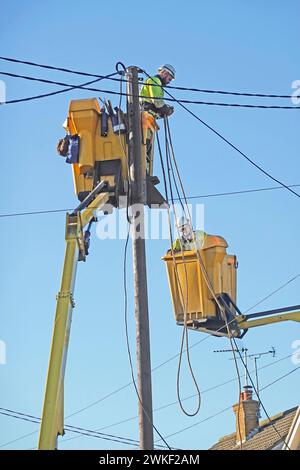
<box><xmin>140</xmin><ymin>64</ymin><xmax>176</xmax><ymax>119</ymax></box>
<box><xmin>172</xmin><ymin>217</ymin><xmax>206</xmax><ymax>252</ymax></box>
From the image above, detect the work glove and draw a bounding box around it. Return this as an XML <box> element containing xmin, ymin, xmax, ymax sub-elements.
<box><xmin>159</xmin><ymin>105</ymin><xmax>174</xmax><ymax>117</ymax></box>
<box><xmin>166</xmin><ymin>106</ymin><xmax>174</xmax><ymax>116</ymax></box>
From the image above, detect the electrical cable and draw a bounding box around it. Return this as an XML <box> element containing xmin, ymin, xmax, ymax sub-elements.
<box><xmin>142</xmin><ymin>69</ymin><xmax>300</xmax><ymax>200</ymax></box>
<box><xmin>0</xmin><ymin>71</ymin><xmax>120</xmax><ymax>105</ymax></box>
<box><xmin>0</xmin><ymin>407</ymin><xmax>171</xmax><ymax>450</ymax></box>
<box><xmin>165</xmin><ymin>127</ymin><xmax>195</xmax><ymax>417</ymax></box>
<box><xmin>0</xmin><ymin>56</ymin><xmax>124</xmax><ymax>82</ymax></box>
<box><xmin>153</xmin><ymin>135</ymin><xmax>246</xmax><ymax>422</ymax></box>
<box><xmin>1</xmin><ymin>71</ymin><xmax>300</xmax><ymax>109</ymax></box>
<box><xmin>60</xmin><ymin>418</ymin><xmax>171</xmax><ymax>449</ymax></box>
<box><xmin>161</xmin><ymin>119</ymin><xmax>202</xmax><ymax>417</ymax></box>
<box><xmin>65</xmin><ymin>383</ymin><xmax>131</xmax><ymax>420</ymax></box>
<box><xmin>159</xmin><ymin>124</ymin><xmax>194</xmax><ymax>416</ymax></box>
<box><xmin>0</xmin><ymin>408</ymin><xmax>140</xmax><ymax>447</ymax></box>
<box><xmin>1</xmin><ymin>183</ymin><xmax>300</xmax><ymax>219</ymax></box>
<box><xmin>244</xmin><ymin>274</ymin><xmax>300</xmax><ymax>313</ymax></box>
<box><xmin>174</xmin><ymin>184</ymin><xmax>300</xmax><ymax>200</ymax></box>
<box><xmin>167</xmin><ymin>105</ymin><xmax>247</xmax><ymax>440</ymax></box>
<box><xmin>157</xmin><ymin>130</ymin><xmax>202</xmax><ymax>415</ymax></box>
<box><xmin>0</xmin><ymin>56</ymin><xmax>297</xmax><ymax>99</ymax></box>
<box><xmin>164</xmin><ymin>116</ymin><xmax>244</xmax><ymax>446</ymax></box>
<box><xmin>165</xmin><ymin>117</ymin><xmax>243</xmax><ymax>420</ymax></box>
<box><xmin>0</xmin><ymin>428</ymin><xmax>38</xmax><ymax>449</ymax></box>
<box><xmin>260</xmin><ymin>365</ymin><xmax>300</xmax><ymax>390</ymax></box>
<box><xmin>163</xmin><ymin>101</ymin><xmax>300</xmax><ymax>109</ymax></box>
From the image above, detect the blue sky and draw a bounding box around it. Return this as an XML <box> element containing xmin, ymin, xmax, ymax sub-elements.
<box><xmin>1</xmin><ymin>0</ymin><xmax>300</xmax><ymax>450</ymax></box>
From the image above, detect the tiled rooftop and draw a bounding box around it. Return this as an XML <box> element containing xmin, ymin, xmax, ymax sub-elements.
<box><xmin>210</xmin><ymin>407</ymin><xmax>298</xmax><ymax>450</ymax></box>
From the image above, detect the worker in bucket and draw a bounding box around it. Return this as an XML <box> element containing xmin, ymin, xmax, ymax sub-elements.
<box><xmin>140</xmin><ymin>64</ymin><xmax>176</xmax><ymax>119</ymax></box>
<box><xmin>172</xmin><ymin>216</ymin><xmax>206</xmax><ymax>252</ymax></box>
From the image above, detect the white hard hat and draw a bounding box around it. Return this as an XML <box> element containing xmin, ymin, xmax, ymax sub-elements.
<box><xmin>158</xmin><ymin>64</ymin><xmax>176</xmax><ymax>79</ymax></box>
<box><xmin>177</xmin><ymin>216</ymin><xmax>189</xmax><ymax>228</ymax></box>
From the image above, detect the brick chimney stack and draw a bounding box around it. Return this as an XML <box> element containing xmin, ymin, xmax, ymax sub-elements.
<box><xmin>233</xmin><ymin>385</ymin><xmax>260</xmax><ymax>444</ymax></box>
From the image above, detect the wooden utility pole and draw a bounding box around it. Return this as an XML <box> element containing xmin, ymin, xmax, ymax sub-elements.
<box><xmin>126</xmin><ymin>66</ymin><xmax>154</xmax><ymax>450</ymax></box>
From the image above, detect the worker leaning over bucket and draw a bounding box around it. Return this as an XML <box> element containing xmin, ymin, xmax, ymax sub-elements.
<box><xmin>172</xmin><ymin>217</ymin><xmax>206</xmax><ymax>252</ymax></box>
<box><xmin>140</xmin><ymin>64</ymin><xmax>175</xmax><ymax>119</ymax></box>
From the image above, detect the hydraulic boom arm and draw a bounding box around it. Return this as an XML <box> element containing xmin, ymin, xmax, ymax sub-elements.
<box><xmin>38</xmin><ymin>182</ymin><xmax>109</xmax><ymax>450</ymax></box>
<box><xmin>236</xmin><ymin>305</ymin><xmax>300</xmax><ymax>333</ymax></box>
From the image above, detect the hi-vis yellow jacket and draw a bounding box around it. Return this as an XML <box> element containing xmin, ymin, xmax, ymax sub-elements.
<box><xmin>172</xmin><ymin>230</ymin><xmax>206</xmax><ymax>252</ymax></box>
<box><xmin>140</xmin><ymin>76</ymin><xmax>164</xmax><ymax>109</ymax></box>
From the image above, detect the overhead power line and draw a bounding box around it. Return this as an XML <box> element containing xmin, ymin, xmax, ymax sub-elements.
<box><xmin>0</xmin><ymin>71</ymin><xmax>120</xmax><ymax>105</ymax></box>
<box><xmin>0</xmin><ymin>71</ymin><xmax>121</xmax><ymax>105</ymax></box>
<box><xmin>244</xmin><ymin>273</ymin><xmax>300</xmax><ymax>313</ymax></box>
<box><xmin>175</xmin><ymin>184</ymin><xmax>300</xmax><ymax>200</ymax></box>
<box><xmin>0</xmin><ymin>56</ymin><xmax>296</xmax><ymax>99</ymax></box>
<box><xmin>1</xmin><ymin>71</ymin><xmax>299</xmax><ymax>109</ymax></box>
<box><xmin>0</xmin><ymin>56</ymin><xmax>124</xmax><ymax>82</ymax></box>
<box><xmin>0</xmin><ymin>409</ymin><xmax>139</xmax><ymax>447</ymax></box>
<box><xmin>1</xmin><ymin>183</ymin><xmax>300</xmax><ymax>219</ymax></box>
<box><xmin>0</xmin><ymin>407</ymin><xmax>169</xmax><ymax>449</ymax></box>
<box><xmin>0</xmin><ymin>208</ymin><xmax>72</xmax><ymax>218</ymax></box>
